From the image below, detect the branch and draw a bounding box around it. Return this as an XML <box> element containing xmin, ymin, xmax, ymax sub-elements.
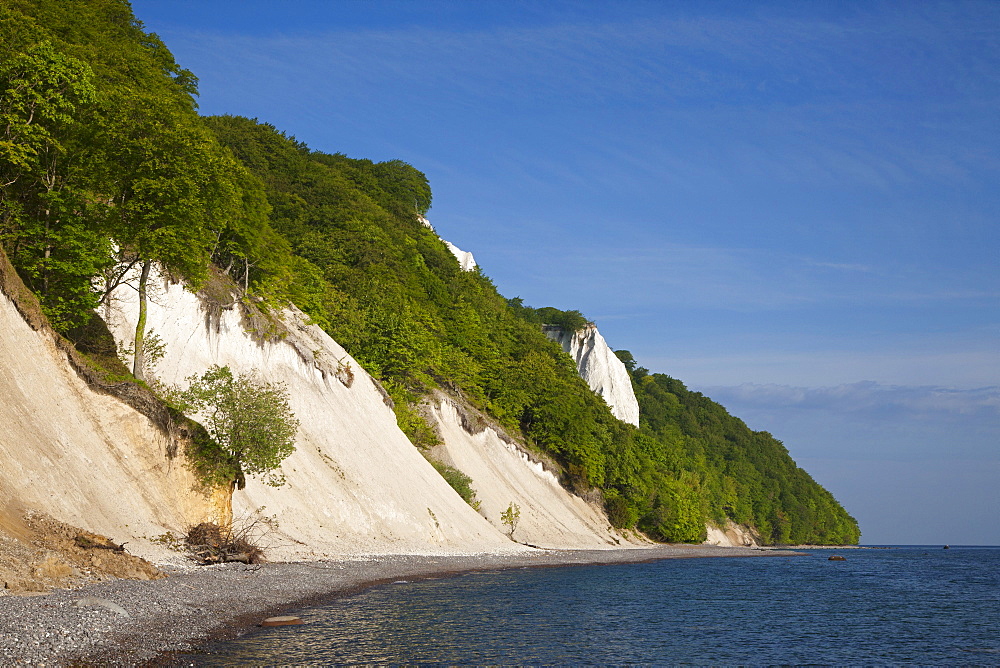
<box><xmin>98</xmin><ymin>257</ymin><xmax>141</xmax><ymax>304</ymax></box>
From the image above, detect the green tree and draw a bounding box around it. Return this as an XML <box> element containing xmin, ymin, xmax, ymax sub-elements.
<box><xmin>0</xmin><ymin>40</ymin><xmax>94</xmax><ymax>177</ymax></box>
<box><xmin>501</xmin><ymin>502</ymin><xmax>521</xmax><ymax>539</ymax></box>
<box><xmin>168</xmin><ymin>365</ymin><xmax>299</xmax><ymax>492</ymax></box>
<box><xmin>94</xmin><ymin>101</ymin><xmax>245</xmax><ymax>379</ymax></box>
<box><xmin>0</xmin><ymin>40</ymin><xmax>108</xmax><ymax>331</ymax></box>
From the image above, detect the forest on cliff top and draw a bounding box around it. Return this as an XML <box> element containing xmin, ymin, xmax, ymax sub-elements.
<box><xmin>0</xmin><ymin>0</ymin><xmax>859</xmax><ymax>544</ymax></box>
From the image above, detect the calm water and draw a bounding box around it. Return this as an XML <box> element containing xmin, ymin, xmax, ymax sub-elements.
<box><xmin>192</xmin><ymin>547</ymin><xmax>1000</xmax><ymax>665</ymax></box>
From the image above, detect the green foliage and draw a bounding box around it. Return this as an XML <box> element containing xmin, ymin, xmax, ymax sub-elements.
<box><xmin>0</xmin><ymin>36</ymin><xmax>104</xmax><ymax>331</ymax></box>
<box><xmin>0</xmin><ymin>2</ymin><xmax>290</xmax><ymax>336</ymax></box>
<box><xmin>384</xmin><ymin>381</ymin><xmax>441</xmax><ymax>450</ymax></box>
<box><xmin>613</xmin><ymin>349</ymin><xmax>637</xmax><ymax>372</ymax></box>
<box><xmin>501</xmin><ymin>502</ymin><xmax>521</xmax><ymax>539</ymax></box>
<box><xmin>0</xmin><ymin>39</ymin><xmax>95</xmax><ymax>173</ymax></box>
<box><xmin>627</xmin><ymin>370</ymin><xmax>861</xmax><ymax>545</ymax></box>
<box><xmin>508</xmin><ymin>299</ymin><xmax>590</xmax><ymax>332</ymax></box>
<box><xmin>166</xmin><ymin>365</ymin><xmax>299</xmax><ymax>489</ymax></box>
<box><xmin>428</xmin><ymin>459</ymin><xmax>480</xmax><ymax>510</ymax></box>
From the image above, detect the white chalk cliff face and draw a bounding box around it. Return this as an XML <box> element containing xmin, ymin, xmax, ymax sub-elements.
<box><xmin>420</xmin><ymin>216</ymin><xmax>477</xmax><ymax>271</ymax></box>
<box><xmin>704</xmin><ymin>520</ymin><xmax>760</xmax><ymax>548</ymax></box>
<box><xmin>544</xmin><ymin>325</ymin><xmax>640</xmax><ymax>426</ymax></box>
<box><xmin>426</xmin><ymin>396</ymin><xmax>637</xmax><ymax>549</ymax></box>
<box><xmin>0</xmin><ymin>287</ymin><xmax>217</xmax><ymax>566</ymax></box>
<box><xmin>90</xmin><ymin>265</ymin><xmax>632</xmax><ymax>557</ymax></box>
<box><xmin>443</xmin><ymin>240</ymin><xmax>477</xmax><ymax>272</ymax></box>
<box><xmin>101</xmin><ymin>269</ymin><xmax>514</xmax><ymax>558</ymax></box>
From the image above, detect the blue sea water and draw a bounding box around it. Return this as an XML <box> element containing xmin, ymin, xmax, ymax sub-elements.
<box><xmin>191</xmin><ymin>546</ymin><xmax>1000</xmax><ymax>665</ymax></box>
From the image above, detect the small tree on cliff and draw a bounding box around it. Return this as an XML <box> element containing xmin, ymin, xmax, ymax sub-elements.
<box><xmin>169</xmin><ymin>365</ymin><xmax>298</xmax><ymax>492</ymax></box>
<box><xmin>501</xmin><ymin>502</ymin><xmax>521</xmax><ymax>539</ymax></box>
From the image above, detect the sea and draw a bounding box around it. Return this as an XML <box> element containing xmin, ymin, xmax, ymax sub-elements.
<box><xmin>189</xmin><ymin>546</ymin><xmax>1000</xmax><ymax>665</ymax></box>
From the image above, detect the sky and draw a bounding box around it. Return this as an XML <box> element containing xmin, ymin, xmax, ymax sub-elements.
<box><xmin>130</xmin><ymin>0</ymin><xmax>999</xmax><ymax>545</ymax></box>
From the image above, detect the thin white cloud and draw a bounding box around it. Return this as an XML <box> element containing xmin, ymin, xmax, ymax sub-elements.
<box><xmin>806</xmin><ymin>261</ymin><xmax>874</xmax><ymax>273</ymax></box>
<box><xmin>491</xmin><ymin>240</ymin><xmax>998</xmax><ymax>312</ymax></box>
<box><xmin>640</xmin><ymin>346</ymin><xmax>1000</xmax><ymax>390</ymax></box>
<box><xmin>700</xmin><ymin>381</ymin><xmax>1000</xmax><ymax>419</ymax></box>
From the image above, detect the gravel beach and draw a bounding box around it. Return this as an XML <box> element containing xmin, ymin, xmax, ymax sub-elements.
<box><xmin>0</xmin><ymin>545</ymin><xmax>797</xmax><ymax>665</ymax></box>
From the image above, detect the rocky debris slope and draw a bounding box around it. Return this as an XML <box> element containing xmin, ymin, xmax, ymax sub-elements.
<box><xmin>544</xmin><ymin>324</ymin><xmax>640</xmax><ymax>426</ymax></box>
<box><xmin>0</xmin><ymin>509</ymin><xmax>161</xmax><ymax>594</ymax></box>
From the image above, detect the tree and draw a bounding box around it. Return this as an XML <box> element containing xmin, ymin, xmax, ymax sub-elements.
<box><xmin>168</xmin><ymin>365</ymin><xmax>299</xmax><ymax>492</ymax></box>
<box><xmin>501</xmin><ymin>502</ymin><xmax>521</xmax><ymax>539</ymax></box>
<box><xmin>94</xmin><ymin>101</ymin><xmax>245</xmax><ymax>379</ymax></box>
<box><xmin>0</xmin><ymin>40</ymin><xmax>108</xmax><ymax>331</ymax></box>
<box><xmin>613</xmin><ymin>349</ymin><xmax>637</xmax><ymax>372</ymax></box>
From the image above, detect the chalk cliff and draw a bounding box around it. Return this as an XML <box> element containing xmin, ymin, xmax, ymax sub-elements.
<box><xmin>0</xmin><ymin>268</ymin><xmax>214</xmax><ymax>566</ymax></box>
<box><xmin>426</xmin><ymin>395</ymin><xmax>635</xmax><ymax>548</ymax></box>
<box><xmin>704</xmin><ymin>520</ymin><xmax>761</xmax><ymax>548</ymax></box>
<box><xmin>543</xmin><ymin>325</ymin><xmax>640</xmax><ymax>426</ymax></box>
<box><xmin>94</xmin><ymin>266</ymin><xmax>629</xmax><ymax>556</ymax></box>
<box><xmin>420</xmin><ymin>216</ymin><xmax>477</xmax><ymax>271</ymax></box>
<box><xmin>99</xmin><ymin>269</ymin><xmax>513</xmax><ymax>558</ymax></box>
<box><xmin>443</xmin><ymin>240</ymin><xmax>477</xmax><ymax>272</ymax></box>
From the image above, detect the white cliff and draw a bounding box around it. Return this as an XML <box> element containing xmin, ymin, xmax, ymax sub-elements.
<box><xmin>90</xmin><ymin>265</ymin><xmax>633</xmax><ymax>558</ymax></box>
<box><xmin>100</xmin><ymin>268</ymin><xmax>514</xmax><ymax>558</ymax></box>
<box><xmin>0</xmin><ymin>279</ymin><xmax>216</xmax><ymax>566</ymax></box>
<box><xmin>426</xmin><ymin>395</ymin><xmax>637</xmax><ymax>549</ymax></box>
<box><xmin>704</xmin><ymin>520</ymin><xmax>761</xmax><ymax>548</ymax></box>
<box><xmin>544</xmin><ymin>325</ymin><xmax>640</xmax><ymax>426</ymax></box>
<box><xmin>443</xmin><ymin>240</ymin><xmax>477</xmax><ymax>272</ymax></box>
<box><xmin>420</xmin><ymin>216</ymin><xmax>477</xmax><ymax>271</ymax></box>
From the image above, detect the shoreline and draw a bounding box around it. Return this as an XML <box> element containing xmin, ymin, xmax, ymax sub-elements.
<box><xmin>0</xmin><ymin>545</ymin><xmax>799</xmax><ymax>665</ymax></box>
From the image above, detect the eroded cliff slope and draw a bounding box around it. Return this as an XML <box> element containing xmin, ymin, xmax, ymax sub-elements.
<box><xmin>0</xmin><ymin>269</ymin><xmax>215</xmax><ymax>566</ymax></box>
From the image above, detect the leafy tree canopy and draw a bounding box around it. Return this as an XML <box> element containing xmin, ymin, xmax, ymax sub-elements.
<box><xmin>166</xmin><ymin>365</ymin><xmax>299</xmax><ymax>490</ymax></box>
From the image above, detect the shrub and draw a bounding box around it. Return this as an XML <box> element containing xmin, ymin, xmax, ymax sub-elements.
<box><xmin>165</xmin><ymin>365</ymin><xmax>299</xmax><ymax>489</ymax></box>
<box><xmin>429</xmin><ymin>460</ymin><xmax>480</xmax><ymax>511</ymax></box>
<box><xmin>501</xmin><ymin>502</ymin><xmax>521</xmax><ymax>539</ymax></box>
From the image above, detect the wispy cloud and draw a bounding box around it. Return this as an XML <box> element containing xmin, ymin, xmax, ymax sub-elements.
<box><xmin>165</xmin><ymin>5</ymin><xmax>1000</xmax><ymax>191</ymax></box>
<box><xmin>491</xmin><ymin>240</ymin><xmax>998</xmax><ymax>314</ymax></box>
<box><xmin>701</xmin><ymin>381</ymin><xmax>1000</xmax><ymax>420</ymax></box>
<box><xmin>691</xmin><ymin>381</ymin><xmax>1000</xmax><ymax>466</ymax></box>
<box><xmin>806</xmin><ymin>261</ymin><xmax>874</xmax><ymax>273</ymax></box>
<box><xmin>637</xmin><ymin>344</ymin><xmax>1000</xmax><ymax>390</ymax></box>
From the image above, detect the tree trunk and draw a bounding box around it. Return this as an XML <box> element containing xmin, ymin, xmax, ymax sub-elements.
<box><xmin>132</xmin><ymin>259</ymin><xmax>151</xmax><ymax>381</ymax></box>
<box><xmin>210</xmin><ymin>482</ymin><xmax>235</xmax><ymax>531</ymax></box>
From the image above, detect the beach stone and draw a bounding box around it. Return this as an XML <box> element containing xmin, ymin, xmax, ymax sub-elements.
<box><xmin>261</xmin><ymin>615</ymin><xmax>303</xmax><ymax>627</ymax></box>
<box><xmin>828</xmin><ymin>555</ymin><xmax>846</xmax><ymax>561</ymax></box>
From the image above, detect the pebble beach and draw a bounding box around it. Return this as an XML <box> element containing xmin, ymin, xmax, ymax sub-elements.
<box><xmin>0</xmin><ymin>545</ymin><xmax>795</xmax><ymax>665</ymax></box>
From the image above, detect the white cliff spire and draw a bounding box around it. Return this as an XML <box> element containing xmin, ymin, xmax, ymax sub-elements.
<box><xmin>544</xmin><ymin>324</ymin><xmax>640</xmax><ymax>426</ymax></box>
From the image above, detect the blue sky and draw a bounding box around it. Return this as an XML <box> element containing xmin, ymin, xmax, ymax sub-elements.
<box><xmin>131</xmin><ymin>0</ymin><xmax>999</xmax><ymax>545</ymax></box>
